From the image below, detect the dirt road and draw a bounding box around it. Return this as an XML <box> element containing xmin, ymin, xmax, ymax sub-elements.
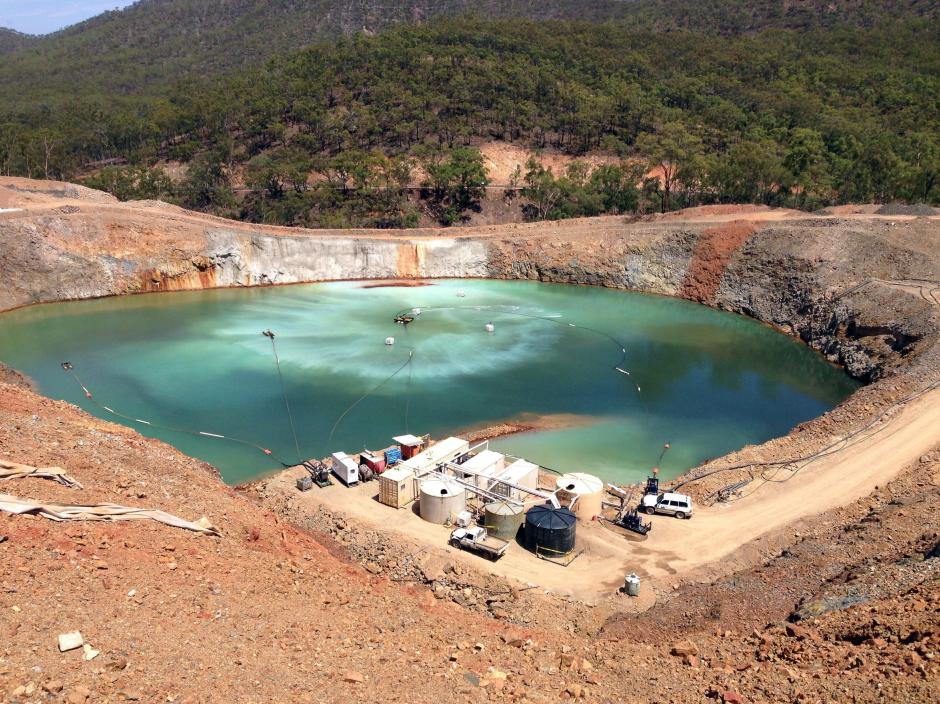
<box><xmin>638</xmin><ymin>385</ymin><xmax>940</xmax><ymax>580</ymax></box>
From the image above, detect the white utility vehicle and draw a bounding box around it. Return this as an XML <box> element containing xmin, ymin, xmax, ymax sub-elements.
<box><xmin>449</xmin><ymin>526</ymin><xmax>509</xmax><ymax>560</ymax></box>
<box><xmin>641</xmin><ymin>492</ymin><xmax>693</xmax><ymax>519</ymax></box>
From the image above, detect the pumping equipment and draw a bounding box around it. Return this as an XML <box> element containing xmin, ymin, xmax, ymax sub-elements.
<box><xmin>615</xmin><ymin>508</ymin><xmax>652</xmax><ymax>536</ymax></box>
<box><xmin>303</xmin><ymin>460</ymin><xmax>333</xmax><ymax>487</ymax></box>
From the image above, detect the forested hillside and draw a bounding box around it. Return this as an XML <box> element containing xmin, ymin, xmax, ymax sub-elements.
<box><xmin>1</xmin><ymin>3</ymin><xmax>937</xmax><ymax>227</ymax></box>
<box><xmin>0</xmin><ymin>28</ymin><xmax>35</xmax><ymax>54</ymax></box>
<box><xmin>0</xmin><ymin>0</ymin><xmax>634</xmax><ymax>100</ymax></box>
<box><xmin>2</xmin><ymin>0</ymin><xmax>933</xmax><ymax>101</ymax></box>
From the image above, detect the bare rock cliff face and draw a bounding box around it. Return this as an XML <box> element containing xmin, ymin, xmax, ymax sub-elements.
<box><xmin>483</xmin><ymin>219</ymin><xmax>939</xmax><ymax>382</ymax></box>
<box><xmin>1</xmin><ymin>183</ymin><xmax>937</xmax><ymax>384</ymax></box>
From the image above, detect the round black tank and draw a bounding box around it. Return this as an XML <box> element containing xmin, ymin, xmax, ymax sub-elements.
<box><xmin>523</xmin><ymin>503</ymin><xmax>576</xmax><ymax>555</ymax></box>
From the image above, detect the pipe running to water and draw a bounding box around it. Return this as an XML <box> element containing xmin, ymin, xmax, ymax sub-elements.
<box><xmin>263</xmin><ymin>330</ymin><xmax>302</xmax><ymax>464</ymax></box>
<box><xmin>59</xmin><ymin>362</ymin><xmax>295</xmax><ymax>467</ymax></box>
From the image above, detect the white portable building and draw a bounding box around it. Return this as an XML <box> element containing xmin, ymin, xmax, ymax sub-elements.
<box><xmin>493</xmin><ymin>459</ymin><xmax>539</xmax><ymax>500</ymax></box>
<box><xmin>331</xmin><ymin>451</ymin><xmax>360</xmax><ymax>486</ymax></box>
<box><xmin>457</xmin><ymin>450</ymin><xmax>505</xmax><ymax>490</ymax></box>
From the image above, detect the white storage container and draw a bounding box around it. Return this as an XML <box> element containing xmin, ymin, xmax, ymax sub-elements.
<box><xmin>331</xmin><ymin>451</ymin><xmax>360</xmax><ymax>486</ymax></box>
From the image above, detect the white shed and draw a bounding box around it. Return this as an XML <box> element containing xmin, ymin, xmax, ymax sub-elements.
<box><xmin>331</xmin><ymin>451</ymin><xmax>360</xmax><ymax>486</ymax></box>
<box><xmin>458</xmin><ymin>450</ymin><xmax>506</xmax><ymax>490</ymax></box>
<box><xmin>493</xmin><ymin>459</ymin><xmax>539</xmax><ymax>500</ymax></box>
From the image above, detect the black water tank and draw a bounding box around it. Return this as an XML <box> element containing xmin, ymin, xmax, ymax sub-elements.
<box><xmin>523</xmin><ymin>503</ymin><xmax>576</xmax><ymax>555</ymax></box>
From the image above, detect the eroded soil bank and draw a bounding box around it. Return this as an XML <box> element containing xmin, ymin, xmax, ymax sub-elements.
<box><xmin>1</xmin><ymin>178</ymin><xmax>938</xmax><ymax>702</ymax></box>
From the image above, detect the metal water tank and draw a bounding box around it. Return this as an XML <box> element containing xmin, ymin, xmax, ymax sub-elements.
<box><xmin>523</xmin><ymin>503</ymin><xmax>576</xmax><ymax>555</ymax></box>
<box><xmin>483</xmin><ymin>501</ymin><xmax>525</xmax><ymax>540</ymax></box>
<box><xmin>624</xmin><ymin>573</ymin><xmax>641</xmax><ymax>597</ymax></box>
<box><xmin>418</xmin><ymin>479</ymin><xmax>466</xmax><ymax>524</ymax></box>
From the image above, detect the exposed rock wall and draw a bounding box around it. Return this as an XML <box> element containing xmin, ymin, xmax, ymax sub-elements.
<box><xmin>1</xmin><ymin>179</ymin><xmax>937</xmax><ymax>384</ymax></box>
<box><xmin>204</xmin><ymin>230</ymin><xmax>489</xmax><ymax>287</ymax></box>
<box><xmin>482</xmin><ymin>218</ymin><xmax>940</xmax><ymax>382</ymax></box>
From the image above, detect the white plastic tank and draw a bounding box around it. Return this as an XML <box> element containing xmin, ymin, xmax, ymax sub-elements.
<box><xmin>418</xmin><ymin>478</ymin><xmax>467</xmax><ymax>524</ymax></box>
<box><xmin>555</xmin><ymin>472</ymin><xmax>604</xmax><ymax>519</ymax></box>
<box><xmin>624</xmin><ymin>573</ymin><xmax>641</xmax><ymax>597</ymax></box>
<box><xmin>385</xmin><ymin>336</ymin><xmax>395</xmax><ymax>346</ymax></box>
<box><xmin>484</xmin><ymin>322</ymin><xmax>495</xmax><ymax>333</ymax></box>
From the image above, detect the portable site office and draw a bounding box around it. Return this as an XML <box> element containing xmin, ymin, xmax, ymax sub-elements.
<box><xmin>331</xmin><ymin>452</ymin><xmax>360</xmax><ymax>486</ymax></box>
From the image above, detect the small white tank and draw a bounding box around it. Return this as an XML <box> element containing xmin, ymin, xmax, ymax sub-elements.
<box><xmin>385</xmin><ymin>337</ymin><xmax>395</xmax><ymax>346</ymax></box>
<box><xmin>456</xmin><ymin>289</ymin><xmax>466</xmax><ymax>298</ymax></box>
<box><xmin>412</xmin><ymin>307</ymin><xmax>422</xmax><ymax>315</ymax></box>
<box><xmin>484</xmin><ymin>322</ymin><xmax>495</xmax><ymax>333</ymax></box>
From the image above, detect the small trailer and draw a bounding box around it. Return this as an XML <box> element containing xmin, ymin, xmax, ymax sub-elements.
<box><xmin>331</xmin><ymin>452</ymin><xmax>360</xmax><ymax>486</ymax></box>
<box><xmin>449</xmin><ymin>526</ymin><xmax>509</xmax><ymax>561</ymax></box>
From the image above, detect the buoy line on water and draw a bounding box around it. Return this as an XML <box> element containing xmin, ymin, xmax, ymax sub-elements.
<box><xmin>262</xmin><ymin>329</ymin><xmax>302</xmax><ymax>464</ymax></box>
<box><xmin>59</xmin><ymin>362</ymin><xmax>296</xmax><ymax>467</ymax></box>
<box><xmin>326</xmin><ymin>347</ymin><xmax>416</xmax><ymax>448</ymax></box>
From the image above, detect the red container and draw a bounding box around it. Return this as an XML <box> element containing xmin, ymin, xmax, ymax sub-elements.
<box><xmin>360</xmin><ymin>451</ymin><xmax>387</xmax><ymax>474</ymax></box>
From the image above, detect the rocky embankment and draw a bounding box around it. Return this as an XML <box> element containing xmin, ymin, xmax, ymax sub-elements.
<box><xmin>2</xmin><ymin>179</ymin><xmax>938</xmax><ymax>386</ymax></box>
<box><xmin>1</xmin><ymin>178</ymin><xmax>939</xmax><ymax>702</ymax></box>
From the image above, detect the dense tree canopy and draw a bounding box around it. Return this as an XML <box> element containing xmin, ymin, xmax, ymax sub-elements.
<box><xmin>1</xmin><ymin>12</ymin><xmax>937</xmax><ymax>225</ymax></box>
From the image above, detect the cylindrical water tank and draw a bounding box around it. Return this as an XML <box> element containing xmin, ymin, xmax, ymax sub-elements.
<box><xmin>523</xmin><ymin>503</ymin><xmax>576</xmax><ymax>556</ymax></box>
<box><xmin>483</xmin><ymin>501</ymin><xmax>524</xmax><ymax>540</ymax></box>
<box><xmin>624</xmin><ymin>573</ymin><xmax>641</xmax><ymax>597</ymax></box>
<box><xmin>419</xmin><ymin>479</ymin><xmax>466</xmax><ymax>524</ymax></box>
<box><xmin>555</xmin><ymin>472</ymin><xmax>604</xmax><ymax>519</ymax></box>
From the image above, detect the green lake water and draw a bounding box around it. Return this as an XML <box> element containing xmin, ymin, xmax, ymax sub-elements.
<box><xmin>0</xmin><ymin>280</ymin><xmax>859</xmax><ymax>485</ymax></box>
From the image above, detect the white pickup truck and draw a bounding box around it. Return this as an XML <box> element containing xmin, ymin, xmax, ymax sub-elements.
<box><xmin>449</xmin><ymin>526</ymin><xmax>509</xmax><ymax>560</ymax></box>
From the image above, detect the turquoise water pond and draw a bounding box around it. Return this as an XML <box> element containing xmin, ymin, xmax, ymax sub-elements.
<box><xmin>0</xmin><ymin>279</ymin><xmax>859</xmax><ymax>485</ymax></box>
